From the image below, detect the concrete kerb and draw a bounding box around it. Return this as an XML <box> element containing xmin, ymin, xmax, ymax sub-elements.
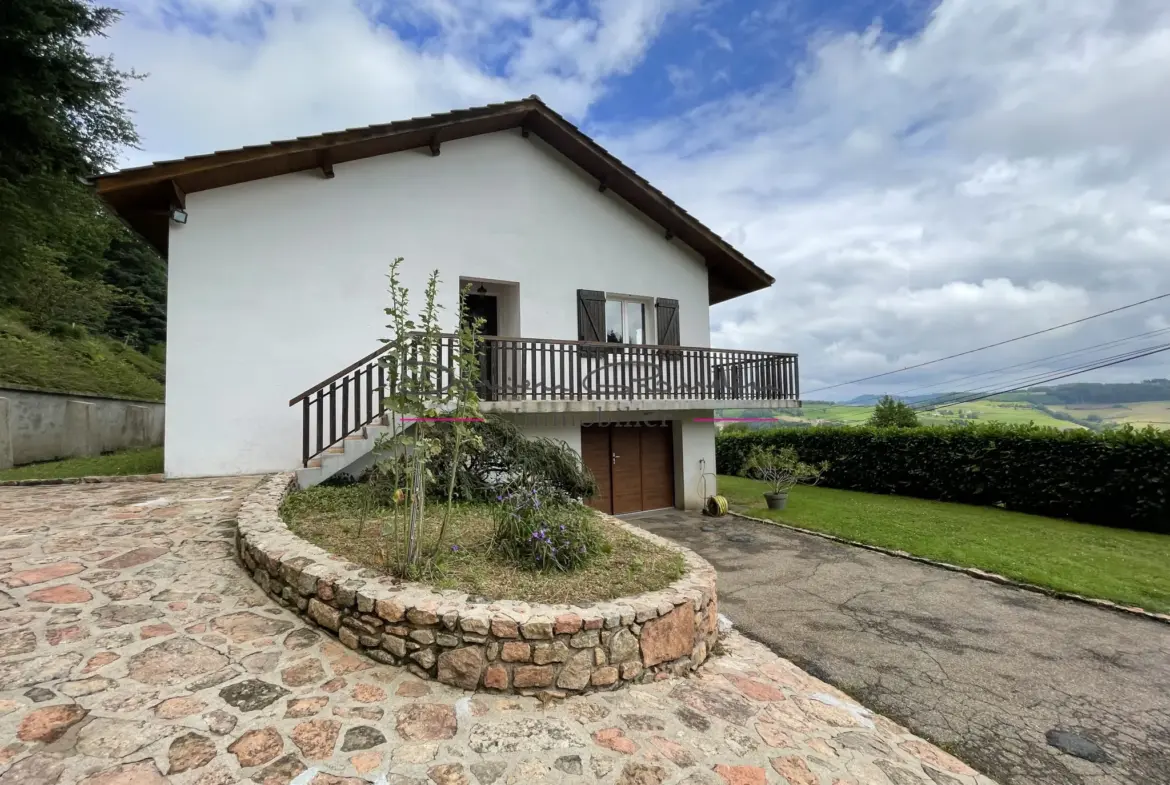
<box><xmin>725</xmin><ymin>510</ymin><xmax>1170</xmax><ymax>626</ymax></box>
<box><xmin>236</xmin><ymin>473</ymin><xmax>721</xmax><ymax>695</ymax></box>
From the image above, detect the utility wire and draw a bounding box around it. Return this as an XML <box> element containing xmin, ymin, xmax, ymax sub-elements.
<box><xmin>915</xmin><ymin>342</ymin><xmax>1170</xmax><ymax>410</ymax></box>
<box><xmin>804</xmin><ymin>291</ymin><xmax>1170</xmax><ymax>395</ymax></box>
<box><xmin>893</xmin><ymin>327</ymin><xmax>1170</xmax><ymax>398</ymax></box>
<box><xmin>915</xmin><ymin>343</ymin><xmax>1170</xmax><ymax>412</ymax></box>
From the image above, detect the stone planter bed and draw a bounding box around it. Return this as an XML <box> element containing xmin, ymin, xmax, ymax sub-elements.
<box><xmin>236</xmin><ymin>473</ymin><xmax>719</xmax><ymax>695</ymax></box>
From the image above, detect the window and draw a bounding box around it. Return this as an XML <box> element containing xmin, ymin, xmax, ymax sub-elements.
<box><xmin>605</xmin><ymin>298</ymin><xmax>647</xmax><ymax>344</ymax></box>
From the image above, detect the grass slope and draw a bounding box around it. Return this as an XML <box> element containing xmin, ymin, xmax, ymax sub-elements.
<box><xmin>717</xmin><ymin>475</ymin><xmax>1170</xmax><ymax>613</ymax></box>
<box><xmin>0</xmin><ymin>312</ymin><xmax>164</xmax><ymax>401</ymax></box>
<box><xmin>0</xmin><ymin>447</ymin><xmax>163</xmax><ymax>482</ymax></box>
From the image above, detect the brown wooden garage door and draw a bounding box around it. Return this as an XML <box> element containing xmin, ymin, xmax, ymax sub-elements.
<box><xmin>582</xmin><ymin>424</ymin><xmax>674</xmax><ymax>514</ymax></box>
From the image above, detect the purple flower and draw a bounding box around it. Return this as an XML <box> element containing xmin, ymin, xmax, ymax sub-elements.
<box><xmin>450</xmin><ymin>544</ymin><xmax>460</xmax><ymax>552</ymax></box>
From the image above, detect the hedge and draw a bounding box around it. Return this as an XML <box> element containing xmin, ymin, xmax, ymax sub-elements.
<box><xmin>716</xmin><ymin>424</ymin><xmax>1170</xmax><ymax>533</ymax></box>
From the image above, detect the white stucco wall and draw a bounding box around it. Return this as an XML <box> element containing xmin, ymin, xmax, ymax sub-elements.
<box><xmin>166</xmin><ymin>129</ymin><xmax>711</xmax><ymax>477</ymax></box>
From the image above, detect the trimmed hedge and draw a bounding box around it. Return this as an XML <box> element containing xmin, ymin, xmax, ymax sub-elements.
<box><xmin>716</xmin><ymin>424</ymin><xmax>1170</xmax><ymax>532</ymax></box>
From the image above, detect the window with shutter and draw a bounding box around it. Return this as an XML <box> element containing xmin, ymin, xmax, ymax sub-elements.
<box><xmin>655</xmin><ymin>298</ymin><xmax>680</xmax><ymax>346</ymax></box>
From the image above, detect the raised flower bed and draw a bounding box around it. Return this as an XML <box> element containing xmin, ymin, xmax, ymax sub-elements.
<box><xmin>236</xmin><ymin>474</ymin><xmax>719</xmax><ymax>694</ymax></box>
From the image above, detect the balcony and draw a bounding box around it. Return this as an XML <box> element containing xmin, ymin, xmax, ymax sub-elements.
<box><xmin>291</xmin><ymin>334</ymin><xmax>798</xmax><ymax>465</ymax></box>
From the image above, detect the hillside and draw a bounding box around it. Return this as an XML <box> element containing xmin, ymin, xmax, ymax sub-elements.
<box><xmin>0</xmin><ymin>312</ymin><xmax>165</xmax><ymax>401</ymax></box>
<box><xmin>722</xmin><ymin>400</ymin><xmax>1086</xmax><ymax>430</ymax></box>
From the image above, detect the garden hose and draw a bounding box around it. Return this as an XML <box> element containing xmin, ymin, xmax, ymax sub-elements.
<box><xmin>697</xmin><ymin>463</ymin><xmax>728</xmax><ymax>517</ymax></box>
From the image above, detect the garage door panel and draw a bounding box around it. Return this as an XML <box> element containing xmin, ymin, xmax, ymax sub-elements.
<box><xmin>611</xmin><ymin>427</ymin><xmax>643</xmax><ymax>515</ymax></box>
<box><xmin>581</xmin><ymin>427</ymin><xmax>612</xmax><ymax>514</ymax></box>
<box><xmin>640</xmin><ymin>425</ymin><xmax>675</xmax><ymax>511</ymax></box>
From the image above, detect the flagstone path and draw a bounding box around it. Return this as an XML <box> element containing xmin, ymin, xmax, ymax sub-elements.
<box><xmin>0</xmin><ymin>477</ymin><xmax>996</xmax><ymax>785</ymax></box>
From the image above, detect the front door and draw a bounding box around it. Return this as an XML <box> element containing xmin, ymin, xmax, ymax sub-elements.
<box><xmin>463</xmin><ymin>293</ymin><xmax>498</xmax><ymax>400</ymax></box>
<box><xmin>581</xmin><ymin>424</ymin><xmax>675</xmax><ymax>514</ymax></box>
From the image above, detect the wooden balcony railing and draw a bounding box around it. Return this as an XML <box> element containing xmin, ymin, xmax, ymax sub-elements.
<box><xmin>289</xmin><ymin>335</ymin><xmax>798</xmax><ymax>466</ymax></box>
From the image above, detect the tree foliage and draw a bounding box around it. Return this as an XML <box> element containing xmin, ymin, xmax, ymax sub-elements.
<box><xmin>868</xmin><ymin>395</ymin><xmax>920</xmax><ymax>428</ymax></box>
<box><xmin>0</xmin><ymin>1</ymin><xmax>167</xmax><ymax>375</ymax></box>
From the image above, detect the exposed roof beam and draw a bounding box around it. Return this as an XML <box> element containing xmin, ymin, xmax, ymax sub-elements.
<box><xmin>429</xmin><ymin>136</ymin><xmax>441</xmax><ymax>157</ymax></box>
<box><xmin>319</xmin><ymin>150</ymin><xmax>334</xmax><ymax>179</ymax></box>
<box><xmin>169</xmin><ymin>179</ymin><xmax>185</xmax><ymax>209</ymax></box>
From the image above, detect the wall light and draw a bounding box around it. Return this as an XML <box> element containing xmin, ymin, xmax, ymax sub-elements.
<box><xmin>170</xmin><ymin>208</ymin><xmax>188</xmax><ymax>224</ymax></box>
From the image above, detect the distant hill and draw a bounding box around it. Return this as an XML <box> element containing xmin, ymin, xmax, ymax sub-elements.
<box><xmin>842</xmin><ymin>380</ymin><xmax>1170</xmax><ymax>407</ymax></box>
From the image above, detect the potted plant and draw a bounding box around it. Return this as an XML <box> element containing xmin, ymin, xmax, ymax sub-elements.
<box><xmin>743</xmin><ymin>446</ymin><xmax>828</xmax><ymax>510</ymax></box>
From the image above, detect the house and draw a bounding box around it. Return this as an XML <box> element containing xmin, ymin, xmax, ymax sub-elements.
<box><xmin>91</xmin><ymin>97</ymin><xmax>800</xmax><ymax>512</ymax></box>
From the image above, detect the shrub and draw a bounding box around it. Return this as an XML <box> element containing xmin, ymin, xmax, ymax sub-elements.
<box><xmin>430</xmin><ymin>414</ymin><xmax>597</xmax><ymax>504</ymax></box>
<box><xmin>717</xmin><ymin>423</ymin><xmax>1170</xmax><ymax>532</ymax></box>
<box><xmin>490</xmin><ymin>487</ymin><xmax>602</xmax><ymax>572</ymax></box>
<box><xmin>742</xmin><ymin>445</ymin><xmax>827</xmax><ymax>494</ymax></box>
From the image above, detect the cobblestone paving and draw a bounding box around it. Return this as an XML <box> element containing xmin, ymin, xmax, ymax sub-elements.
<box><xmin>0</xmin><ymin>478</ymin><xmax>996</xmax><ymax>785</ymax></box>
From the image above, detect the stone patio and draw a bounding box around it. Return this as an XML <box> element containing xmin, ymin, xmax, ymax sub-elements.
<box><xmin>0</xmin><ymin>477</ymin><xmax>997</xmax><ymax>785</ymax></box>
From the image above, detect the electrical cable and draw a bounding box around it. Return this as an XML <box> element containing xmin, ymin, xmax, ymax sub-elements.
<box><xmin>892</xmin><ymin>327</ymin><xmax>1170</xmax><ymax>398</ymax></box>
<box><xmin>915</xmin><ymin>343</ymin><xmax>1170</xmax><ymax>412</ymax></box>
<box><xmin>916</xmin><ymin>341</ymin><xmax>1170</xmax><ymax>410</ymax></box>
<box><xmin>803</xmin><ymin>291</ymin><xmax>1170</xmax><ymax>395</ymax></box>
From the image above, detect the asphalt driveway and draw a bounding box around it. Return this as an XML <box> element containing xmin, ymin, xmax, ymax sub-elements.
<box><xmin>631</xmin><ymin>510</ymin><xmax>1170</xmax><ymax>785</ymax></box>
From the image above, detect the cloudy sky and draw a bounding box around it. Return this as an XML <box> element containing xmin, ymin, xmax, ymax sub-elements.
<box><xmin>100</xmin><ymin>0</ymin><xmax>1170</xmax><ymax>400</ymax></box>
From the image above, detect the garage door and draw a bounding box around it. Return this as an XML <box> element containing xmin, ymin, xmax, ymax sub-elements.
<box><xmin>581</xmin><ymin>424</ymin><xmax>674</xmax><ymax>514</ymax></box>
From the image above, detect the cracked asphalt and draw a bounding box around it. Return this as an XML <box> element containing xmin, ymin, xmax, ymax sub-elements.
<box><xmin>630</xmin><ymin>510</ymin><xmax>1170</xmax><ymax>785</ymax></box>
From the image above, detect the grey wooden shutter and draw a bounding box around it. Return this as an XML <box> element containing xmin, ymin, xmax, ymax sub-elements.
<box><xmin>655</xmin><ymin>298</ymin><xmax>680</xmax><ymax>346</ymax></box>
<box><xmin>577</xmin><ymin>290</ymin><xmax>606</xmax><ymax>343</ymax></box>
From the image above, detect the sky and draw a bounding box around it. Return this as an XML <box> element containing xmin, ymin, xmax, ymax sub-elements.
<box><xmin>99</xmin><ymin>0</ymin><xmax>1170</xmax><ymax>400</ymax></box>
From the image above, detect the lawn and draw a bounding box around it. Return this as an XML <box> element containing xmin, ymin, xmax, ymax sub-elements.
<box><xmin>281</xmin><ymin>484</ymin><xmax>686</xmax><ymax>604</ymax></box>
<box><xmin>0</xmin><ymin>447</ymin><xmax>163</xmax><ymax>482</ymax></box>
<box><xmin>717</xmin><ymin>475</ymin><xmax>1170</xmax><ymax>614</ymax></box>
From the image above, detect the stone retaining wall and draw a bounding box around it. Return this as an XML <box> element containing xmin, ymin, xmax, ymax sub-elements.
<box><xmin>236</xmin><ymin>473</ymin><xmax>719</xmax><ymax>695</ymax></box>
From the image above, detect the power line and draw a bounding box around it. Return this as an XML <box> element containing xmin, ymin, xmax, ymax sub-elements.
<box><xmin>915</xmin><ymin>342</ymin><xmax>1170</xmax><ymax>410</ymax></box>
<box><xmin>915</xmin><ymin>343</ymin><xmax>1170</xmax><ymax>412</ymax></box>
<box><xmin>893</xmin><ymin>327</ymin><xmax>1170</xmax><ymax>398</ymax></box>
<box><xmin>804</xmin><ymin>291</ymin><xmax>1170</xmax><ymax>395</ymax></box>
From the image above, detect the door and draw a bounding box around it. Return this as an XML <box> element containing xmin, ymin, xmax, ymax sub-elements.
<box><xmin>463</xmin><ymin>293</ymin><xmax>498</xmax><ymax>400</ymax></box>
<box><xmin>582</xmin><ymin>427</ymin><xmax>612</xmax><ymax>513</ymax></box>
<box><xmin>581</xmin><ymin>424</ymin><xmax>675</xmax><ymax>514</ymax></box>
<box><xmin>610</xmin><ymin>427</ymin><xmax>643</xmax><ymax>514</ymax></box>
<box><xmin>639</xmin><ymin>424</ymin><xmax>675</xmax><ymax>510</ymax></box>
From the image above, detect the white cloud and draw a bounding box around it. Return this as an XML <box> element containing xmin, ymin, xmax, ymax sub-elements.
<box><xmin>600</xmin><ymin>0</ymin><xmax>1170</xmax><ymax>396</ymax></box>
<box><xmin>99</xmin><ymin>0</ymin><xmax>1170</xmax><ymax>397</ymax></box>
<box><xmin>100</xmin><ymin>0</ymin><xmax>692</xmax><ymax>167</ymax></box>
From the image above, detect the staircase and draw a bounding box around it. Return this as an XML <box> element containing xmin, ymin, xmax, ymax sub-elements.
<box><xmin>293</xmin><ymin>415</ymin><xmax>393</xmax><ymax>489</ymax></box>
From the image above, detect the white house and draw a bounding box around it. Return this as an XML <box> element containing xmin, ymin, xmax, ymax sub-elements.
<box><xmin>93</xmin><ymin>97</ymin><xmax>799</xmax><ymax>512</ymax></box>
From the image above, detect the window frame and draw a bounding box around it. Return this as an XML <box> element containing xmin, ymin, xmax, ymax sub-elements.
<box><xmin>604</xmin><ymin>293</ymin><xmax>655</xmax><ymax>346</ymax></box>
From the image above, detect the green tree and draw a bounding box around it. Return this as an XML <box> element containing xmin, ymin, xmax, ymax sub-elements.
<box><xmin>0</xmin><ymin>1</ymin><xmax>158</xmax><ymax>343</ymax></box>
<box><xmin>102</xmin><ymin>239</ymin><xmax>167</xmax><ymax>350</ymax></box>
<box><xmin>1</xmin><ymin>0</ymin><xmax>139</xmax><ymax>181</ymax></box>
<box><xmin>868</xmin><ymin>395</ymin><xmax>920</xmax><ymax>428</ymax></box>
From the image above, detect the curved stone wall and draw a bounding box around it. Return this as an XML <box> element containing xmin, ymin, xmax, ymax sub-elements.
<box><xmin>236</xmin><ymin>474</ymin><xmax>719</xmax><ymax>694</ymax></box>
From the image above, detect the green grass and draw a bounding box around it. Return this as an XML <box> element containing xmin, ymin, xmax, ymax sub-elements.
<box><xmin>0</xmin><ymin>311</ymin><xmax>165</xmax><ymax>401</ymax></box>
<box><xmin>717</xmin><ymin>474</ymin><xmax>1170</xmax><ymax>614</ymax></box>
<box><xmin>281</xmin><ymin>484</ymin><xmax>686</xmax><ymax>604</ymax></box>
<box><xmin>0</xmin><ymin>447</ymin><xmax>163</xmax><ymax>482</ymax></box>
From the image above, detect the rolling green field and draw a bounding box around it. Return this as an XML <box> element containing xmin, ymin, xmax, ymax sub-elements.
<box><xmin>726</xmin><ymin>399</ymin><xmax>1088</xmax><ymax>430</ymax></box>
<box><xmin>1048</xmin><ymin>402</ymin><xmax>1170</xmax><ymax>430</ymax></box>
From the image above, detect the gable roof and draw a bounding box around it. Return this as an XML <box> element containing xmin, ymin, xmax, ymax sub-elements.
<box><xmin>90</xmin><ymin>96</ymin><xmax>773</xmax><ymax>304</ymax></box>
